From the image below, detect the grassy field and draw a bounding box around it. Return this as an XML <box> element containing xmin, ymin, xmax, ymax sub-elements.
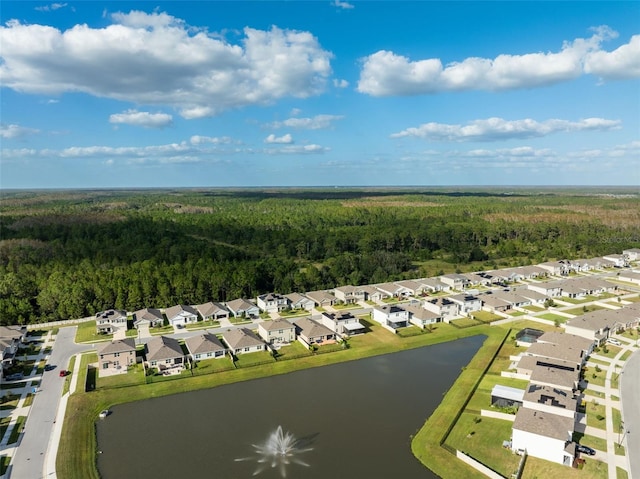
<box><xmin>585</xmin><ymin>401</ymin><xmax>607</xmax><ymax>430</ymax></box>
<box><xmin>522</xmin><ymin>455</ymin><xmax>607</xmax><ymax>479</ymax></box>
<box><xmin>470</xmin><ymin>310</ymin><xmax>503</xmax><ymax>323</ymax></box>
<box><xmin>537</xmin><ymin>312</ymin><xmax>569</xmax><ymax>322</ymax></box>
<box><xmin>584</xmin><ymin>364</ymin><xmax>607</xmax><ymax>388</ymax></box>
<box><xmin>57</xmin><ymin>319</ymin><xmax>498</xmax><ymax>479</ymax></box>
<box><xmin>574</xmin><ymin>433</ymin><xmax>607</xmax><ymax>453</ymax></box>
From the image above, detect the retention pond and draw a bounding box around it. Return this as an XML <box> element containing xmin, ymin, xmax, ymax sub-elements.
<box><xmin>97</xmin><ymin>335</ymin><xmax>484</xmax><ymax>479</ymax></box>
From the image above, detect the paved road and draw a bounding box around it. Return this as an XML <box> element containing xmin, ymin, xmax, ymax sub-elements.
<box><xmin>621</xmin><ymin>346</ymin><xmax>640</xmax><ymax>479</ymax></box>
<box><xmin>9</xmin><ymin>327</ymin><xmax>89</xmax><ymax>479</ymax></box>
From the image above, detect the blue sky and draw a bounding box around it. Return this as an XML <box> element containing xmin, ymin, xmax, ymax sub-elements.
<box><xmin>1</xmin><ymin>1</ymin><xmax>639</xmax><ymax>188</ymax></box>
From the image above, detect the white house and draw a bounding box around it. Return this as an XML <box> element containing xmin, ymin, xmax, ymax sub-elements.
<box><xmin>372</xmin><ymin>304</ymin><xmax>409</xmax><ymax>331</ymax></box>
<box><xmin>133</xmin><ymin>308</ymin><xmax>164</xmax><ymax>328</ymax></box>
<box><xmin>423</xmin><ymin>297</ymin><xmax>459</xmax><ymax>322</ymax></box>
<box><xmin>449</xmin><ymin>293</ymin><xmax>482</xmax><ymax>316</ymax></box>
<box><xmin>623</xmin><ymin>248</ymin><xmax>640</xmax><ymax>262</ymax></box>
<box><xmin>194</xmin><ymin>302</ymin><xmax>229</xmax><ymax>321</ymax></box>
<box><xmin>225</xmin><ymin>298</ymin><xmax>260</xmax><ymax>319</ymax></box>
<box><xmin>602</xmin><ymin>254</ymin><xmax>628</xmax><ymax>268</ymax></box>
<box><xmin>404</xmin><ymin>305</ymin><xmax>441</xmax><ymax>328</ymax></box>
<box><xmin>95</xmin><ymin>309</ymin><xmax>128</xmax><ymax>334</ymax></box>
<box><xmin>165</xmin><ymin>304</ymin><xmax>199</xmax><ymax>327</ymax></box>
<box><xmin>439</xmin><ymin>274</ymin><xmax>470</xmax><ymax>290</ymax></box>
<box><xmin>256</xmin><ymin>293</ymin><xmax>290</xmax><ymax>313</ymax></box>
<box><xmin>511</xmin><ymin>408</ymin><xmax>575</xmax><ymax>466</ymax></box>
<box><xmin>284</xmin><ymin>292</ymin><xmax>315</xmax><ymax>311</ymax></box>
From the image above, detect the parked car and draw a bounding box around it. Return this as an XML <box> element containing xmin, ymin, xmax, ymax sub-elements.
<box><xmin>577</xmin><ymin>445</ymin><xmax>596</xmax><ymax>456</ymax></box>
<box><xmin>44</xmin><ymin>364</ymin><xmax>56</xmax><ymax>371</ymax></box>
<box><xmin>606</xmin><ymin>338</ymin><xmax>622</xmax><ymax>346</ymax></box>
<box><xmin>59</xmin><ymin>369</ymin><xmax>69</xmax><ymax>377</ymax></box>
<box><xmin>5</xmin><ymin>372</ymin><xmax>24</xmax><ymax>381</ymax></box>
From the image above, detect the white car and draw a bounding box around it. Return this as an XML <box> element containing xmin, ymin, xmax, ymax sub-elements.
<box><xmin>606</xmin><ymin>338</ymin><xmax>621</xmax><ymax>346</ymax></box>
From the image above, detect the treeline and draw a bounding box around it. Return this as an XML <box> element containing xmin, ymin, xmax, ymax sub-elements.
<box><xmin>1</xmin><ymin>189</ymin><xmax>638</xmax><ymax>324</ymax></box>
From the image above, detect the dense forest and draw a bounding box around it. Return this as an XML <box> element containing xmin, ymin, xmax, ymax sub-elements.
<box><xmin>1</xmin><ymin>188</ymin><xmax>639</xmax><ymax>325</ymax></box>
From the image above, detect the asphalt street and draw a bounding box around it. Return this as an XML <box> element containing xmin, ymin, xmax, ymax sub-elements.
<box><xmin>621</xmin><ymin>346</ymin><xmax>640</xmax><ymax>479</ymax></box>
<box><xmin>9</xmin><ymin>326</ymin><xmax>89</xmax><ymax>479</ymax></box>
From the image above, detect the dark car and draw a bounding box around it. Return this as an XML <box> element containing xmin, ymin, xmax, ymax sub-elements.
<box><xmin>577</xmin><ymin>445</ymin><xmax>596</xmax><ymax>456</ymax></box>
<box><xmin>44</xmin><ymin>364</ymin><xmax>56</xmax><ymax>371</ymax></box>
<box><xmin>5</xmin><ymin>372</ymin><xmax>24</xmax><ymax>381</ymax></box>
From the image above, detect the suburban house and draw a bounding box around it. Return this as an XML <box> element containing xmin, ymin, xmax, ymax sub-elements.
<box><xmin>361</xmin><ymin>285</ymin><xmax>385</xmax><ymax>302</ymax></box>
<box><xmin>417</xmin><ymin>278</ymin><xmax>451</xmax><ymax>293</ymax></box>
<box><xmin>394</xmin><ymin>280</ymin><xmax>427</xmax><ymax>296</ymax></box>
<box><xmin>194</xmin><ymin>302</ymin><xmax>230</xmax><ymax>322</ymax></box>
<box><xmin>522</xmin><ymin>383</ymin><xmax>577</xmax><ymax>419</ymax></box>
<box><xmin>225</xmin><ymin>298</ymin><xmax>260</xmax><ymax>319</ymax></box>
<box><xmin>333</xmin><ymin>285</ymin><xmax>367</xmax><ymax>304</ymax></box>
<box><xmin>463</xmin><ymin>272</ymin><xmax>495</xmax><ymax>287</ymax></box>
<box><xmin>564</xmin><ymin>308</ymin><xmax>636</xmax><ymax>344</ymax></box>
<box><xmin>184</xmin><ymin>333</ymin><xmax>227</xmax><ymax>361</ymax></box>
<box><xmin>165</xmin><ymin>304</ymin><xmax>199</xmax><ymax>327</ymax></box>
<box><xmin>405</xmin><ymin>304</ymin><xmax>441</xmax><ymax>328</ymax></box>
<box><xmin>528</xmin><ymin>365</ymin><xmax>580</xmax><ymax>392</ymax></box>
<box><xmin>513</xmin><ymin>287</ymin><xmax>548</xmax><ymax>305</ymax></box>
<box><xmin>480</xmin><ymin>294</ymin><xmax>512</xmax><ymax>313</ymax></box>
<box><xmin>527</xmin><ymin>282</ymin><xmax>562</xmax><ymax>298</ymax></box>
<box><xmin>95</xmin><ymin>309</ymin><xmax>128</xmax><ymax>334</ymax></box>
<box><xmin>602</xmin><ymin>254</ymin><xmax>628</xmax><ymax>268</ymax></box>
<box><xmin>536</xmin><ymin>332</ymin><xmax>594</xmax><ymax>358</ymax></box>
<box><xmin>449</xmin><ymin>293</ymin><xmax>482</xmax><ymax>316</ymax></box>
<box><xmin>257</xmin><ymin>319</ymin><xmax>296</xmax><ymax>345</ymax></box>
<box><xmin>133</xmin><ymin>308</ymin><xmax>164</xmax><ymax>328</ymax></box>
<box><xmin>374</xmin><ymin>282</ymin><xmax>410</xmax><ymax>299</ymax></box>
<box><xmin>292</xmin><ymin>317</ymin><xmax>336</xmax><ymax>349</ymax></box>
<box><xmin>521</xmin><ymin>342</ymin><xmax>585</xmax><ymax>371</ymax></box>
<box><xmin>439</xmin><ymin>273</ymin><xmax>470</xmax><ymax>290</ymax></box>
<box><xmin>222</xmin><ymin>328</ymin><xmax>266</xmax><ymax>355</ymax></box>
<box><xmin>557</xmin><ymin>277</ymin><xmax>618</xmax><ymax>299</ymax></box>
<box><xmin>256</xmin><ymin>293</ymin><xmax>290</xmax><ymax>313</ymax></box>
<box><xmin>320</xmin><ymin>311</ymin><xmax>366</xmax><ymax>336</ymax></box>
<box><xmin>0</xmin><ymin>325</ymin><xmax>26</xmax><ymax>370</ymax></box>
<box><xmin>96</xmin><ymin>338</ymin><xmax>136</xmax><ymax>375</ymax></box>
<box><xmin>144</xmin><ymin>336</ymin><xmax>184</xmax><ymax>373</ymax></box>
<box><xmin>490</xmin><ymin>290</ymin><xmax>532</xmax><ymax>308</ymax></box>
<box><xmin>623</xmin><ymin>248</ymin><xmax>640</xmax><ymax>261</ymax></box>
<box><xmin>537</xmin><ymin>261</ymin><xmax>570</xmax><ymax>276</ymax></box>
<box><xmin>372</xmin><ymin>304</ymin><xmax>409</xmax><ymax>331</ymax></box>
<box><xmin>304</xmin><ymin>290</ymin><xmax>338</xmax><ymax>308</ymax></box>
<box><xmin>511</xmin><ymin>407</ymin><xmax>575</xmax><ymax>466</ymax></box>
<box><xmin>618</xmin><ymin>271</ymin><xmax>640</xmax><ymax>285</ymax></box>
<box><xmin>423</xmin><ymin>297</ymin><xmax>459</xmax><ymax>322</ymax></box>
<box><xmin>284</xmin><ymin>292</ymin><xmax>315</xmax><ymax>311</ymax></box>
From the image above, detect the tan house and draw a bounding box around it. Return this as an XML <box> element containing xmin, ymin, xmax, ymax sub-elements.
<box><xmin>293</xmin><ymin>317</ymin><xmax>336</xmax><ymax>349</ymax></box>
<box><xmin>257</xmin><ymin>319</ymin><xmax>296</xmax><ymax>345</ymax></box>
<box><xmin>97</xmin><ymin>338</ymin><xmax>136</xmax><ymax>375</ymax></box>
<box><xmin>222</xmin><ymin>328</ymin><xmax>266</xmax><ymax>355</ymax></box>
<box><xmin>144</xmin><ymin>336</ymin><xmax>185</xmax><ymax>372</ymax></box>
<box><xmin>185</xmin><ymin>333</ymin><xmax>227</xmax><ymax>361</ymax></box>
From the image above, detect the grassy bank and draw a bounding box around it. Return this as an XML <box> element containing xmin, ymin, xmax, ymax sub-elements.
<box><xmin>411</xmin><ymin>327</ymin><xmax>509</xmax><ymax>479</ymax></box>
<box><xmin>57</xmin><ymin>320</ymin><xmax>495</xmax><ymax>479</ymax></box>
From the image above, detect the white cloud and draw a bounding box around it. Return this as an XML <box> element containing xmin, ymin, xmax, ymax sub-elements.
<box><xmin>584</xmin><ymin>34</ymin><xmax>640</xmax><ymax>80</ymax></box>
<box><xmin>333</xmin><ymin>78</ymin><xmax>349</xmax><ymax>88</ymax></box>
<box><xmin>0</xmin><ymin>123</ymin><xmax>40</xmax><ymax>139</ymax></box>
<box><xmin>391</xmin><ymin>117</ymin><xmax>621</xmax><ymax>142</ymax></box>
<box><xmin>265</xmin><ymin>144</ymin><xmax>329</xmax><ymax>154</ymax></box>
<box><xmin>0</xmin><ymin>11</ymin><xmax>333</xmax><ymax>118</ymax></box>
<box><xmin>358</xmin><ymin>26</ymin><xmax>638</xmax><ymax>96</ymax></box>
<box><xmin>332</xmin><ymin>0</ymin><xmax>354</xmax><ymax>9</ymax></box>
<box><xmin>268</xmin><ymin>114</ymin><xmax>344</xmax><ymax>130</ymax></box>
<box><xmin>189</xmin><ymin>135</ymin><xmax>234</xmax><ymax>145</ymax></box>
<box><xmin>265</xmin><ymin>133</ymin><xmax>293</xmax><ymax>144</ymax></box>
<box><xmin>109</xmin><ymin>109</ymin><xmax>173</xmax><ymax>128</ymax></box>
<box><xmin>34</xmin><ymin>3</ymin><xmax>67</xmax><ymax>12</ymax></box>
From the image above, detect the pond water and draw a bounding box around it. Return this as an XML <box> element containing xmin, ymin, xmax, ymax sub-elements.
<box><xmin>96</xmin><ymin>335</ymin><xmax>484</xmax><ymax>479</ymax></box>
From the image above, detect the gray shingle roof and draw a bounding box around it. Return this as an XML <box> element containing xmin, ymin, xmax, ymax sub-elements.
<box><xmin>185</xmin><ymin>333</ymin><xmax>226</xmax><ymax>355</ymax></box>
<box><xmin>222</xmin><ymin>328</ymin><xmax>264</xmax><ymax>350</ymax></box>
<box><xmin>293</xmin><ymin>317</ymin><xmax>334</xmax><ymax>339</ymax></box>
<box><xmin>259</xmin><ymin>319</ymin><xmax>295</xmax><ymax>332</ymax></box>
<box><xmin>165</xmin><ymin>304</ymin><xmax>198</xmax><ymax>320</ymax></box>
<box><xmin>513</xmin><ymin>407</ymin><xmax>574</xmax><ymax>440</ymax></box>
<box><xmin>97</xmin><ymin>338</ymin><xmax>136</xmax><ymax>356</ymax></box>
<box><xmin>145</xmin><ymin>336</ymin><xmax>184</xmax><ymax>362</ymax></box>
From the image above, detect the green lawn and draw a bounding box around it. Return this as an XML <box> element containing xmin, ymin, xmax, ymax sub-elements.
<box><xmin>233</xmin><ymin>351</ymin><xmax>276</xmax><ymax>368</ymax></box>
<box><xmin>574</xmin><ymin>432</ymin><xmax>607</xmax><ymax>453</ymax></box>
<box><xmin>522</xmin><ymin>455</ymin><xmax>607</xmax><ymax>479</ymax></box>
<box><xmin>587</xmin><ymin>357</ymin><xmax>610</xmax><ymax>366</ymax></box>
<box><xmin>7</xmin><ymin>416</ymin><xmax>26</xmax><ymax>444</ymax></box>
<box><xmin>0</xmin><ymin>416</ymin><xmax>10</xmax><ymax>443</ymax></box>
<box><xmin>75</xmin><ymin>321</ymin><xmax>112</xmax><ymax>343</ymax></box>
<box><xmin>585</xmin><ymin>401</ymin><xmax>607</xmax><ymax>430</ymax></box>
<box><xmin>451</xmin><ymin>317</ymin><xmax>483</xmax><ymax>328</ymax></box>
<box><xmin>523</xmin><ymin>305</ymin><xmax>545</xmax><ymax>312</ymax></box>
<box><xmin>63</xmin><ymin>356</ymin><xmax>77</xmax><ymax>395</ymax></box>
<box><xmin>619</xmin><ymin>350</ymin><xmax>632</xmax><ymax>361</ymax></box>
<box><xmin>274</xmin><ymin>341</ymin><xmax>313</xmax><ymax>360</ymax></box>
<box><xmin>445</xmin><ymin>413</ymin><xmax>520</xmax><ymax>478</ymax></box>
<box><xmin>612</xmin><ymin>408</ymin><xmax>623</xmax><ymax>434</ymax></box>
<box><xmin>617</xmin><ymin>467</ymin><xmax>629</xmax><ymax>479</ymax></box>
<box><xmin>584</xmin><ymin>364</ymin><xmax>607</xmax><ymax>388</ymax></box>
<box><xmin>537</xmin><ymin>313</ymin><xmax>569</xmax><ymax>322</ymax></box>
<box><xmin>470</xmin><ymin>311</ymin><xmax>503</xmax><ymax>323</ymax></box>
<box><xmin>614</xmin><ymin>443</ymin><xmax>625</xmax><ymax>456</ymax></box>
<box><xmin>563</xmin><ymin>305</ymin><xmax>605</xmax><ymax>315</ymax></box>
<box><xmin>0</xmin><ymin>394</ymin><xmax>21</xmax><ymax>410</ymax></box>
<box><xmin>97</xmin><ymin>365</ymin><xmax>146</xmax><ymax>389</ymax></box>
<box><xmin>191</xmin><ymin>356</ymin><xmax>235</xmax><ymax>375</ymax></box>
<box><xmin>22</xmin><ymin>393</ymin><xmax>34</xmax><ymax>407</ymax></box>
<box><xmin>149</xmin><ymin>325</ymin><xmax>175</xmax><ymax>335</ymax></box>
<box><xmin>185</xmin><ymin>320</ymin><xmax>220</xmax><ymax>330</ymax></box>
<box><xmin>594</xmin><ymin>345</ymin><xmax>622</xmax><ymax>360</ymax></box>
<box><xmin>507</xmin><ymin>310</ymin><xmax>527</xmax><ymax>317</ymax></box>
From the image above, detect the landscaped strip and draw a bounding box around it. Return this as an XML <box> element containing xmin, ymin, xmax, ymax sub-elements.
<box><xmin>411</xmin><ymin>327</ymin><xmax>509</xmax><ymax>479</ymax></box>
<box><xmin>57</xmin><ymin>321</ymin><xmax>496</xmax><ymax>479</ymax></box>
<box><xmin>7</xmin><ymin>416</ymin><xmax>26</xmax><ymax>445</ymax></box>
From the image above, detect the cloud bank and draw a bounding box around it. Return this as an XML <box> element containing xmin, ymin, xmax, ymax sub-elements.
<box><xmin>358</xmin><ymin>27</ymin><xmax>640</xmax><ymax>96</ymax></box>
<box><xmin>0</xmin><ymin>10</ymin><xmax>333</xmax><ymax>118</ymax></box>
<box><xmin>109</xmin><ymin>110</ymin><xmax>173</xmax><ymax>128</ymax></box>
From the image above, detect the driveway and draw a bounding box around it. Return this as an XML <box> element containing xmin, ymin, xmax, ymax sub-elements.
<box><xmin>8</xmin><ymin>326</ymin><xmax>90</xmax><ymax>479</ymax></box>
